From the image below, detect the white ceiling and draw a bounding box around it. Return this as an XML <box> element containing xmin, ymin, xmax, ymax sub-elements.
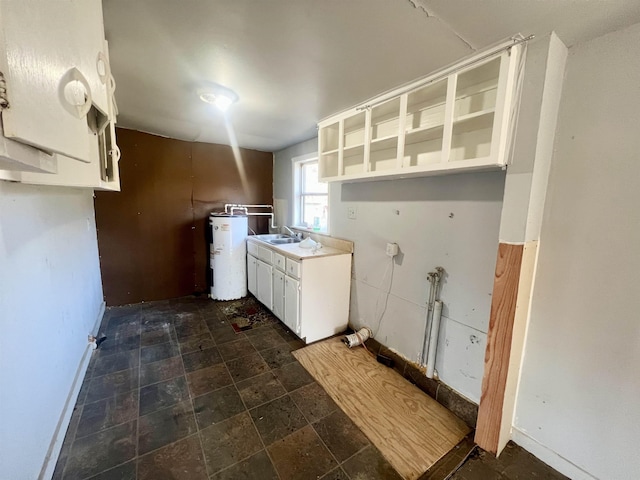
<box><xmin>103</xmin><ymin>0</ymin><xmax>640</xmax><ymax>152</ymax></box>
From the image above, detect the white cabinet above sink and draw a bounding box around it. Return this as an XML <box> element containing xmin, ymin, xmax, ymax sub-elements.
<box><xmin>318</xmin><ymin>41</ymin><xmax>525</xmax><ymax>183</ymax></box>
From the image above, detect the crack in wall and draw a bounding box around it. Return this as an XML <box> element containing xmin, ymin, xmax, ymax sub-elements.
<box><xmin>406</xmin><ymin>0</ymin><xmax>432</xmax><ymax>17</ymax></box>
<box><xmin>406</xmin><ymin>0</ymin><xmax>476</xmax><ymax>51</ymax></box>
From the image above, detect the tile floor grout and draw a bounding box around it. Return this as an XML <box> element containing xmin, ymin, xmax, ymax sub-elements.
<box><xmin>232</xmin><ymin>362</ymin><xmax>284</xmax><ymax>480</ymax></box>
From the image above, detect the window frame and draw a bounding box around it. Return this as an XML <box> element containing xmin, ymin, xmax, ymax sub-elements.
<box><xmin>292</xmin><ymin>153</ymin><xmax>329</xmax><ymax>233</ymax></box>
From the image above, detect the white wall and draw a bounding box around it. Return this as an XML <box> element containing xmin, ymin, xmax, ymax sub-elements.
<box><xmin>514</xmin><ymin>23</ymin><xmax>640</xmax><ymax>480</ymax></box>
<box><xmin>273</xmin><ymin>136</ymin><xmax>505</xmax><ymax>403</ymax></box>
<box><xmin>273</xmin><ymin>137</ymin><xmax>318</xmax><ymax>226</ymax></box>
<box><xmin>0</xmin><ymin>182</ymin><xmax>104</xmax><ymax>479</ymax></box>
<box><xmin>330</xmin><ymin>172</ymin><xmax>505</xmax><ymax>402</ymax></box>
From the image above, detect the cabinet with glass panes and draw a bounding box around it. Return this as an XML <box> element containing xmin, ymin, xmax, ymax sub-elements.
<box><xmin>318</xmin><ymin>44</ymin><xmax>523</xmax><ymax>182</ymax></box>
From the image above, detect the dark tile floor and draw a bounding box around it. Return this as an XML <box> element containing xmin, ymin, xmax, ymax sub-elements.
<box><xmin>421</xmin><ymin>436</ymin><xmax>568</xmax><ymax>480</ymax></box>
<box><xmin>53</xmin><ymin>296</ymin><xmax>403</xmax><ymax>480</ymax></box>
<box><xmin>53</xmin><ymin>295</ymin><xmax>568</xmax><ymax>480</ymax></box>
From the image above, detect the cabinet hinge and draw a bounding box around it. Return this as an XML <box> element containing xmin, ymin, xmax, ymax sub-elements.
<box><xmin>0</xmin><ymin>72</ymin><xmax>9</xmax><ymax>110</ymax></box>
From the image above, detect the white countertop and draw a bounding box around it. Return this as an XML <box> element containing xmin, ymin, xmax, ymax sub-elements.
<box><xmin>247</xmin><ymin>237</ymin><xmax>351</xmax><ymax>261</ymax></box>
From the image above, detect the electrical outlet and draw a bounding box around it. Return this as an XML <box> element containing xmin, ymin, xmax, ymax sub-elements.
<box><xmin>386</xmin><ymin>242</ymin><xmax>399</xmax><ymax>257</ymax></box>
<box><xmin>347</xmin><ymin>206</ymin><xmax>357</xmax><ymax>219</ymax></box>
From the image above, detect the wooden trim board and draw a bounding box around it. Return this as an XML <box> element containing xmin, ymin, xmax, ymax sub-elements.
<box><xmin>293</xmin><ymin>337</ymin><xmax>470</xmax><ymax>480</ymax></box>
<box><xmin>475</xmin><ymin>242</ymin><xmax>524</xmax><ymax>453</ymax></box>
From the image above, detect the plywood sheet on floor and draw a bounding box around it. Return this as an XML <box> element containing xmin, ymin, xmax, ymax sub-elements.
<box><xmin>293</xmin><ymin>337</ymin><xmax>470</xmax><ymax>480</ymax></box>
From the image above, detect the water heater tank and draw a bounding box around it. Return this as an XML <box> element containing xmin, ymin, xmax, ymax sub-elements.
<box><xmin>210</xmin><ymin>213</ymin><xmax>248</xmax><ymax>300</ymax></box>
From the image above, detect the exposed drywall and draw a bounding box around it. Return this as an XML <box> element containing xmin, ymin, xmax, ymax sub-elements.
<box><xmin>94</xmin><ymin>129</ymin><xmax>273</xmax><ymax>306</ymax></box>
<box><xmin>330</xmin><ymin>172</ymin><xmax>505</xmax><ymax>402</ymax></box>
<box><xmin>273</xmin><ymin>137</ymin><xmax>317</xmax><ymax>227</ymax></box>
<box><xmin>514</xmin><ymin>22</ymin><xmax>640</xmax><ymax>480</ymax></box>
<box><xmin>0</xmin><ymin>182</ymin><xmax>104</xmax><ymax>480</ymax></box>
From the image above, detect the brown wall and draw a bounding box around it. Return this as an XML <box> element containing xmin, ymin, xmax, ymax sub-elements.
<box><xmin>95</xmin><ymin>129</ymin><xmax>273</xmax><ymax>306</ymax></box>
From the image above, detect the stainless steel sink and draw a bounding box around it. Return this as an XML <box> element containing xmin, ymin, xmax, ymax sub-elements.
<box><xmin>252</xmin><ymin>234</ymin><xmax>290</xmax><ymax>241</ymax></box>
<box><xmin>268</xmin><ymin>237</ymin><xmax>301</xmax><ymax>245</ymax></box>
<box><xmin>251</xmin><ymin>233</ymin><xmax>301</xmax><ymax>245</ymax></box>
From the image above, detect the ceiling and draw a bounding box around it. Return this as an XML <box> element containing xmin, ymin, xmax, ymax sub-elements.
<box><xmin>103</xmin><ymin>0</ymin><xmax>640</xmax><ymax>152</ymax></box>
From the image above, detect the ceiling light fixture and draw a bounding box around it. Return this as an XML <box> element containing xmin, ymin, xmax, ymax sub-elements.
<box><xmin>198</xmin><ymin>85</ymin><xmax>238</xmax><ymax>112</ymax></box>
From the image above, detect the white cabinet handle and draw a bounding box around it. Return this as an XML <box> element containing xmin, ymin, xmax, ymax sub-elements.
<box><xmin>58</xmin><ymin>67</ymin><xmax>92</xmax><ymax>118</ymax></box>
<box><xmin>96</xmin><ymin>51</ymin><xmax>109</xmax><ymax>84</ymax></box>
<box><xmin>109</xmin><ymin>144</ymin><xmax>121</xmax><ymax>162</ymax></box>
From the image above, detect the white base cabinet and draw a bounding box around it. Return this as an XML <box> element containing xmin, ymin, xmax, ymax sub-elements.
<box><xmin>247</xmin><ymin>254</ymin><xmax>257</xmax><ymax>296</ymax></box>
<box><xmin>284</xmin><ymin>275</ymin><xmax>300</xmax><ymax>335</ymax></box>
<box><xmin>272</xmin><ymin>270</ymin><xmax>285</xmax><ymax>321</ymax></box>
<box><xmin>256</xmin><ymin>259</ymin><xmax>273</xmax><ymax>310</ymax></box>
<box><xmin>247</xmin><ymin>238</ymin><xmax>351</xmax><ymax>344</ymax></box>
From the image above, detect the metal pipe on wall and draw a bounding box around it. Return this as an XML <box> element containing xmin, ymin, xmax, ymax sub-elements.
<box><xmin>420</xmin><ymin>272</ymin><xmax>437</xmax><ymax>365</ymax></box>
<box><xmin>426</xmin><ymin>300</ymin><xmax>443</xmax><ymax>379</ymax></box>
<box><xmin>421</xmin><ymin>267</ymin><xmax>444</xmax><ymax>376</ymax></box>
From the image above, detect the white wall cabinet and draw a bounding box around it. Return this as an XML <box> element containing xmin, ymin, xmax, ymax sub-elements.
<box><xmin>318</xmin><ymin>44</ymin><xmax>523</xmax><ymax>182</ymax></box>
<box><xmin>0</xmin><ymin>0</ymin><xmax>120</xmax><ymax>189</ymax></box>
<box><xmin>0</xmin><ymin>0</ymin><xmax>107</xmax><ymax>161</ymax></box>
<box><xmin>247</xmin><ymin>238</ymin><xmax>351</xmax><ymax>343</ymax></box>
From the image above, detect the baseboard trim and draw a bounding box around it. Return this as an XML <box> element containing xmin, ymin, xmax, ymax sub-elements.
<box><xmin>511</xmin><ymin>427</ymin><xmax>599</xmax><ymax>480</ymax></box>
<box><xmin>38</xmin><ymin>301</ymin><xmax>106</xmax><ymax>480</ymax></box>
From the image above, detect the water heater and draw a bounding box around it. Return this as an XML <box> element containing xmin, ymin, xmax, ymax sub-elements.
<box><xmin>209</xmin><ymin>213</ymin><xmax>248</xmax><ymax>300</ymax></box>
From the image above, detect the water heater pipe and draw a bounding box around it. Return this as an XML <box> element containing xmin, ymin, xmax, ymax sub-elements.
<box><xmin>224</xmin><ymin>203</ymin><xmax>273</xmax><ymax>213</ymax></box>
<box><xmin>426</xmin><ymin>300</ymin><xmax>443</xmax><ymax>379</ymax></box>
<box><xmin>223</xmin><ymin>204</ymin><xmax>276</xmax><ymax>229</ymax></box>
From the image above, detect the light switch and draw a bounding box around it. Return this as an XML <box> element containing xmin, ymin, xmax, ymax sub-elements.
<box><xmin>347</xmin><ymin>206</ymin><xmax>357</xmax><ymax>219</ymax></box>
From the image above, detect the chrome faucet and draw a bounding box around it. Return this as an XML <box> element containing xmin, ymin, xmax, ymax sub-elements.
<box><xmin>283</xmin><ymin>226</ymin><xmax>301</xmax><ymax>239</ymax></box>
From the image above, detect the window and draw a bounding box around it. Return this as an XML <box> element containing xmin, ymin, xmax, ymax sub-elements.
<box><xmin>293</xmin><ymin>157</ymin><xmax>328</xmax><ymax>232</ymax></box>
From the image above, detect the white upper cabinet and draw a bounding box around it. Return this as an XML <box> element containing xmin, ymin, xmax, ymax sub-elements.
<box><xmin>17</xmin><ymin>40</ymin><xmax>121</xmax><ymax>191</ymax></box>
<box><xmin>0</xmin><ymin>2</ymin><xmax>121</xmax><ymax>190</ymax></box>
<box><xmin>0</xmin><ymin>0</ymin><xmax>109</xmax><ymax>163</ymax></box>
<box><xmin>319</xmin><ymin>43</ymin><xmax>523</xmax><ymax>182</ymax></box>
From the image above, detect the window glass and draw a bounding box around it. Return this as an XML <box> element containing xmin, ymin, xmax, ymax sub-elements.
<box><xmin>296</xmin><ymin>160</ymin><xmax>328</xmax><ymax>232</ymax></box>
<box><xmin>302</xmin><ymin>162</ymin><xmax>328</xmax><ymax>194</ymax></box>
<box><xmin>301</xmin><ymin>194</ymin><xmax>328</xmax><ymax>231</ymax></box>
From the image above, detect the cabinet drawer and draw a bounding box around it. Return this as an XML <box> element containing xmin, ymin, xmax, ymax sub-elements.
<box><xmin>285</xmin><ymin>258</ymin><xmax>301</xmax><ymax>278</ymax></box>
<box><xmin>247</xmin><ymin>241</ymin><xmax>258</xmax><ymax>256</ymax></box>
<box><xmin>273</xmin><ymin>253</ymin><xmax>286</xmax><ymax>272</ymax></box>
<box><xmin>258</xmin><ymin>246</ymin><xmax>273</xmax><ymax>263</ymax></box>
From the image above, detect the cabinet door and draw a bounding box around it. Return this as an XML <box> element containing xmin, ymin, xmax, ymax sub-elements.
<box><xmin>284</xmin><ymin>276</ymin><xmax>300</xmax><ymax>336</ymax></box>
<box><xmin>13</xmin><ymin>38</ymin><xmax>119</xmax><ymax>189</ymax></box>
<box><xmin>247</xmin><ymin>255</ymin><xmax>257</xmax><ymax>296</ymax></box>
<box><xmin>74</xmin><ymin>0</ymin><xmax>110</xmax><ymax>121</ymax></box>
<box><xmin>256</xmin><ymin>259</ymin><xmax>273</xmax><ymax>310</ymax></box>
<box><xmin>0</xmin><ymin>0</ymin><xmax>106</xmax><ymax>162</ymax></box>
<box><xmin>272</xmin><ymin>270</ymin><xmax>285</xmax><ymax>321</ymax></box>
